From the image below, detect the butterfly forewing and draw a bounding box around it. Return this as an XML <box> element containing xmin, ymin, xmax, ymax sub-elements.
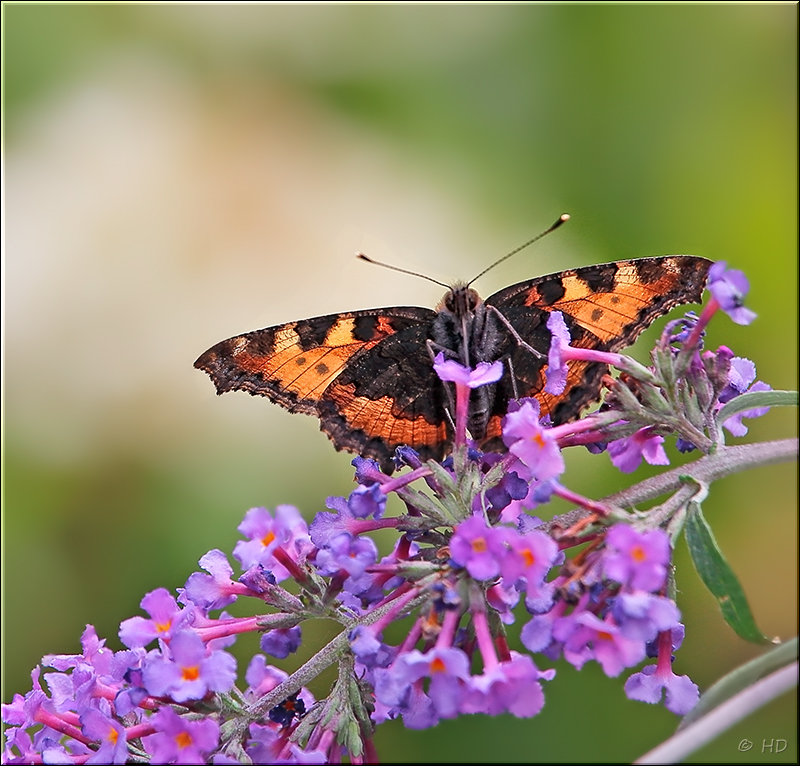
<box><xmin>486</xmin><ymin>256</ymin><xmax>711</xmax><ymax>347</ymax></box>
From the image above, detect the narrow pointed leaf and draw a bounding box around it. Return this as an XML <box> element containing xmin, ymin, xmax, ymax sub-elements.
<box><xmin>685</xmin><ymin>502</ymin><xmax>769</xmax><ymax>643</ymax></box>
<box><xmin>716</xmin><ymin>389</ymin><xmax>797</xmax><ymax>425</ymax></box>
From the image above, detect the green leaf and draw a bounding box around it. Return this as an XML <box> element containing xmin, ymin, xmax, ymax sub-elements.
<box><xmin>425</xmin><ymin>458</ymin><xmax>458</xmax><ymax>493</ymax></box>
<box><xmin>343</xmin><ymin>718</ymin><xmax>363</xmax><ymax>756</ymax></box>
<box><xmin>678</xmin><ymin>638</ymin><xmax>798</xmax><ymax>730</ymax></box>
<box><xmin>685</xmin><ymin>502</ymin><xmax>769</xmax><ymax>644</ymax></box>
<box><xmin>716</xmin><ymin>389</ymin><xmax>798</xmax><ymax>425</ymax></box>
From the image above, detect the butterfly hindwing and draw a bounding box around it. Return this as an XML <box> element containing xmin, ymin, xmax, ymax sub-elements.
<box><xmin>319</xmin><ymin>322</ymin><xmax>450</xmax><ymax>465</ymax></box>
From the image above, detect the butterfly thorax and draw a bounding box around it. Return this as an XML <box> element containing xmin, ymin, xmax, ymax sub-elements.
<box><xmin>432</xmin><ymin>283</ymin><xmax>508</xmax><ymax>441</ymax></box>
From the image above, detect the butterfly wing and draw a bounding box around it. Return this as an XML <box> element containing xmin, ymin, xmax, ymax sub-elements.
<box><xmin>488</xmin><ymin>256</ymin><xmax>711</xmax><ymax>347</ymax></box>
<box><xmin>318</xmin><ymin>323</ymin><xmax>451</xmax><ymax>466</ymax></box>
<box><xmin>482</xmin><ymin>255</ymin><xmax>712</xmax><ymax>437</ymax></box>
<box><xmin>194</xmin><ymin>307</ymin><xmax>446</xmax><ymax>466</ymax></box>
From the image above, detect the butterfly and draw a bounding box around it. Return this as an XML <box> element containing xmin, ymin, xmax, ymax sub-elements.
<box><xmin>194</xmin><ymin>245</ymin><xmax>711</xmax><ymax>472</ymax></box>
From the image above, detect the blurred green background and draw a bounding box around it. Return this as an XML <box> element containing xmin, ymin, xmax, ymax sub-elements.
<box><xmin>3</xmin><ymin>5</ymin><xmax>796</xmax><ymax>763</ymax></box>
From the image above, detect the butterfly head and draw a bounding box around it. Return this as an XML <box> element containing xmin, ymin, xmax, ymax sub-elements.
<box><xmin>439</xmin><ymin>283</ymin><xmax>482</xmax><ymax>320</ymax></box>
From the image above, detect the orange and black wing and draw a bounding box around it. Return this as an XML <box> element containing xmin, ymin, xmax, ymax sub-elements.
<box><xmin>194</xmin><ymin>307</ymin><xmax>449</xmax><ymax>467</ymax></box>
<box><xmin>481</xmin><ymin>255</ymin><xmax>712</xmax><ymax>440</ymax></box>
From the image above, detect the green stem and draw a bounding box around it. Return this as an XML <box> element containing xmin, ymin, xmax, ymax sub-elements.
<box><xmin>607</xmin><ymin>438</ymin><xmax>797</xmax><ymax>508</ymax></box>
<box><xmin>543</xmin><ymin>438</ymin><xmax>797</xmax><ymax>532</ymax></box>
<box><xmin>223</xmin><ymin>582</ymin><xmax>435</xmax><ymax>747</ymax></box>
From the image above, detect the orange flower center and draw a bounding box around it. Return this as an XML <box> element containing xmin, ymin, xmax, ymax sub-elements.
<box><xmin>181</xmin><ymin>665</ymin><xmax>200</xmax><ymax>682</ymax></box>
<box><xmin>430</xmin><ymin>657</ymin><xmax>447</xmax><ymax>674</ymax></box>
<box><xmin>471</xmin><ymin>537</ymin><xmax>487</xmax><ymax>553</ymax></box>
<box><xmin>176</xmin><ymin>732</ymin><xmax>193</xmax><ymax>749</ymax></box>
<box><xmin>522</xmin><ymin>549</ymin><xmax>535</xmax><ymax>567</ymax></box>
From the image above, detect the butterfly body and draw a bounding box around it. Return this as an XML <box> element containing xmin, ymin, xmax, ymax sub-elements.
<box><xmin>195</xmin><ymin>255</ymin><xmax>711</xmax><ymax>469</ymax></box>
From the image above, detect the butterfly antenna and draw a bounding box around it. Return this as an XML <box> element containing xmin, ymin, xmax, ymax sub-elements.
<box><xmin>468</xmin><ymin>213</ymin><xmax>570</xmax><ymax>286</ymax></box>
<box><xmin>357</xmin><ymin>252</ymin><xmax>450</xmax><ymax>290</ymax></box>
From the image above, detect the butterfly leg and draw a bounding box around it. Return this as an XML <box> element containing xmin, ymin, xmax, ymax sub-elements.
<box><xmin>485</xmin><ymin>305</ymin><xmax>547</xmax><ymax>361</ymax></box>
<box><xmin>425</xmin><ymin>339</ymin><xmax>462</xmax><ymax>362</ymax></box>
<box><xmin>425</xmin><ymin>339</ymin><xmax>458</xmax><ymax>431</ymax></box>
<box><xmin>506</xmin><ymin>355</ymin><xmax>521</xmax><ymax>400</ymax></box>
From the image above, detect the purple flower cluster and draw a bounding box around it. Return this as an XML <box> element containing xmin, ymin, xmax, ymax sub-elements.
<box><xmin>2</xmin><ymin>456</ymin><xmax>700</xmax><ymax>763</ymax></box>
<box><xmin>2</xmin><ymin>508</ymin><xmax>321</xmax><ymax>765</ymax></box>
<box><xmin>3</xmin><ymin>261</ymin><xmax>771</xmax><ymax>764</ymax></box>
<box><xmin>1</xmin><ymin>624</ymin><xmax>228</xmax><ymax>765</ymax></box>
<box><xmin>515</xmin><ymin>523</ymin><xmax>696</xmax><ymax>710</ymax></box>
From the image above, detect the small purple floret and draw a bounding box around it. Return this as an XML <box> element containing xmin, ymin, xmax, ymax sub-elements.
<box><xmin>608</xmin><ymin>428</ymin><xmax>669</xmax><ymax>473</ymax></box>
<box><xmin>142</xmin><ymin>707</ymin><xmax>220</xmax><ymax>764</ymax></box>
<box><xmin>181</xmin><ymin>550</ymin><xmax>240</xmax><ymax>611</ymax></box>
<box><xmin>119</xmin><ymin>589</ymin><xmax>189</xmax><ymax>649</ymax></box>
<box><xmin>314</xmin><ymin>533</ymin><xmax>378</xmax><ymax>578</ymax></box>
<box><xmin>450</xmin><ymin>516</ymin><xmax>505</xmax><ymax>581</ymax></box>
<box><xmin>502</xmin><ymin>400</ymin><xmax>565</xmax><ymax>481</ymax></box>
<box><xmin>233</xmin><ymin>506</ymin><xmax>310</xmax><ymax>581</ymax></box>
<box><xmin>142</xmin><ymin>630</ymin><xmax>236</xmax><ymax>703</ymax></box>
<box><xmin>545</xmin><ymin>311</ymin><xmax>572</xmax><ymax>395</ymax></box>
<box><xmin>604</xmin><ymin>525</ymin><xmax>670</xmax><ymax>593</ymax></box>
<box><xmin>433</xmin><ymin>353</ymin><xmax>504</xmax><ymax>387</ymax></box>
<box><xmin>259</xmin><ymin>626</ymin><xmax>302</xmax><ymax>659</ymax></box>
<box><xmin>707</xmin><ymin>261</ymin><xmax>757</xmax><ymax>325</ymax></box>
<box><xmin>625</xmin><ymin>663</ymin><xmax>699</xmax><ymax>715</ymax></box>
<box><xmin>347</xmin><ymin>484</ymin><xmax>387</xmax><ymax>519</ymax></box>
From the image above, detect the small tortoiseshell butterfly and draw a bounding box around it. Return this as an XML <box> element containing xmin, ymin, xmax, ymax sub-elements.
<box><xmin>195</xmin><ymin>226</ymin><xmax>711</xmax><ymax>471</ymax></box>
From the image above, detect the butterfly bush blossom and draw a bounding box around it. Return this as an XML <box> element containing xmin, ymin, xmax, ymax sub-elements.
<box><xmin>4</xmin><ymin>261</ymin><xmax>794</xmax><ymax>765</ymax></box>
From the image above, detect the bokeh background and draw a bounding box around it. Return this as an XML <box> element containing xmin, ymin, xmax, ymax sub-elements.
<box><xmin>3</xmin><ymin>5</ymin><xmax>797</xmax><ymax>763</ymax></box>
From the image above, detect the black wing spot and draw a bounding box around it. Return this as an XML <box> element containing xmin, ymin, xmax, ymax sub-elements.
<box><xmin>578</xmin><ymin>264</ymin><xmax>618</xmax><ymax>293</ymax></box>
<box><xmin>353</xmin><ymin>315</ymin><xmax>380</xmax><ymax>342</ymax></box>
<box><xmin>634</xmin><ymin>258</ymin><xmax>667</xmax><ymax>284</ymax></box>
<box><xmin>296</xmin><ymin>317</ymin><xmax>339</xmax><ymax>350</ymax></box>
<box><xmin>538</xmin><ymin>279</ymin><xmax>566</xmax><ymax>305</ymax></box>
